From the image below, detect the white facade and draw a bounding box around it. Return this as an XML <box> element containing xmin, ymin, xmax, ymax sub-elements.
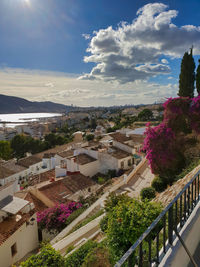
<box><xmin>79</xmin><ymin>160</ymin><xmax>100</xmax><ymax>177</ymax></box>
<box><xmin>0</xmin><ymin>160</ymin><xmax>50</xmax><ymax>187</ymax></box>
<box><xmin>99</xmin><ymin>151</ymin><xmax>133</xmax><ymax>174</ymax></box>
<box><xmin>55</xmin><ymin>166</ymin><xmax>67</xmax><ymax>178</ymax></box>
<box><xmin>0</xmin><ymin>213</ymin><xmax>38</xmax><ymax>267</ymax></box>
<box><xmin>113</xmin><ymin>140</ymin><xmax>135</xmax><ymax>154</ymax></box>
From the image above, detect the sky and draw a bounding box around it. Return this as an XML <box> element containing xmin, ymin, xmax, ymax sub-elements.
<box><xmin>0</xmin><ymin>0</ymin><xmax>200</xmax><ymax>107</ymax></box>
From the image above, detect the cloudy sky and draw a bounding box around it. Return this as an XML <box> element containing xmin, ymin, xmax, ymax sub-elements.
<box><xmin>0</xmin><ymin>0</ymin><xmax>200</xmax><ymax>107</ymax></box>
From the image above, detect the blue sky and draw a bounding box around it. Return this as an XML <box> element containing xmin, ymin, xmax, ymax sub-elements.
<box><xmin>0</xmin><ymin>0</ymin><xmax>200</xmax><ymax>106</ymax></box>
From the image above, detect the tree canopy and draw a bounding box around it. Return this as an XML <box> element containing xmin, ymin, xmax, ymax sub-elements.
<box><xmin>102</xmin><ymin>194</ymin><xmax>162</xmax><ymax>261</ymax></box>
<box><xmin>21</xmin><ymin>244</ymin><xmax>64</xmax><ymax>267</ymax></box>
<box><xmin>178</xmin><ymin>48</ymin><xmax>195</xmax><ymax>98</ymax></box>
<box><xmin>0</xmin><ymin>141</ymin><xmax>13</xmax><ymax>160</ymax></box>
<box><xmin>138</xmin><ymin>108</ymin><xmax>153</xmax><ymax>121</ymax></box>
<box><xmin>196</xmin><ymin>59</ymin><xmax>200</xmax><ymax>95</ymax></box>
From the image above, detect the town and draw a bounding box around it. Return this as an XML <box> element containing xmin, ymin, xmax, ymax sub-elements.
<box><xmin>0</xmin><ymin>103</ymin><xmax>162</xmax><ymax>266</ymax></box>
<box><xmin>1</xmin><ymin>1</ymin><xmax>200</xmax><ymax>266</ymax></box>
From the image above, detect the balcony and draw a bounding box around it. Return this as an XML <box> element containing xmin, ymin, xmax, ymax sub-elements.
<box><xmin>115</xmin><ymin>170</ymin><xmax>200</xmax><ymax>267</ymax></box>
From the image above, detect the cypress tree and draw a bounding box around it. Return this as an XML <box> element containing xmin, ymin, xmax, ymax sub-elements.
<box><xmin>178</xmin><ymin>48</ymin><xmax>195</xmax><ymax>98</ymax></box>
<box><xmin>196</xmin><ymin>59</ymin><xmax>200</xmax><ymax>95</ymax></box>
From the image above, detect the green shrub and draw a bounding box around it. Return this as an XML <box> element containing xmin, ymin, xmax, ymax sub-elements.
<box><xmin>107</xmin><ymin>169</ymin><xmax>116</xmax><ymax>178</ymax></box>
<box><xmin>151</xmin><ymin>176</ymin><xmax>167</xmax><ymax>192</ymax></box>
<box><xmin>65</xmin><ymin>207</ymin><xmax>86</xmax><ymax>227</ymax></box>
<box><xmin>106</xmin><ymin>198</ymin><xmax>163</xmax><ymax>261</ymax></box>
<box><xmin>82</xmin><ymin>246</ymin><xmax>111</xmax><ymax>267</ymax></box>
<box><xmin>140</xmin><ymin>187</ymin><xmax>156</xmax><ymax>200</ymax></box>
<box><xmin>64</xmin><ymin>240</ymin><xmax>97</xmax><ymax>267</ymax></box>
<box><xmin>66</xmin><ymin>245</ymin><xmax>75</xmax><ymax>254</ymax></box>
<box><xmin>98</xmin><ymin>177</ymin><xmax>105</xmax><ymax>184</ymax></box>
<box><xmin>100</xmin><ymin>215</ymin><xmax>109</xmax><ymax>233</ymax></box>
<box><xmin>21</xmin><ymin>244</ymin><xmax>64</xmax><ymax>267</ymax></box>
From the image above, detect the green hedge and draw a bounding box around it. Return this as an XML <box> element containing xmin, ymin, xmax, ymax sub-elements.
<box><xmin>151</xmin><ymin>176</ymin><xmax>167</xmax><ymax>192</ymax></box>
<box><xmin>140</xmin><ymin>187</ymin><xmax>156</xmax><ymax>200</ymax></box>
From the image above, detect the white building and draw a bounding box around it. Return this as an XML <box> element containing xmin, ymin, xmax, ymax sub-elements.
<box><xmin>0</xmin><ymin>181</ymin><xmax>39</xmax><ymax>267</ymax></box>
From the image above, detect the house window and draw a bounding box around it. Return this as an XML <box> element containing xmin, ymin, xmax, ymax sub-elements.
<box><xmin>128</xmin><ymin>159</ymin><xmax>131</xmax><ymax>166</ymax></box>
<box><xmin>121</xmin><ymin>161</ymin><xmax>124</xmax><ymax>169</ymax></box>
<box><xmin>11</xmin><ymin>243</ymin><xmax>17</xmax><ymax>257</ymax></box>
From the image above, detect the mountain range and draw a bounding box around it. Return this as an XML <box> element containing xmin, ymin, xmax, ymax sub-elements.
<box><xmin>0</xmin><ymin>94</ymin><xmax>76</xmax><ymax>114</ymax></box>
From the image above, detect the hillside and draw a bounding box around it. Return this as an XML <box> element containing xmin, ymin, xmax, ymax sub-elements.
<box><xmin>0</xmin><ymin>94</ymin><xmax>76</xmax><ymax>114</ymax></box>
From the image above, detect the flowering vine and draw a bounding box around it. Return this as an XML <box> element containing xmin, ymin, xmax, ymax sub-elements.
<box><xmin>37</xmin><ymin>202</ymin><xmax>82</xmax><ymax>232</ymax></box>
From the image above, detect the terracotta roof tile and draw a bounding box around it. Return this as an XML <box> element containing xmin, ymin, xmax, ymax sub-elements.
<box><xmin>25</xmin><ymin>192</ymin><xmax>47</xmax><ymax>212</ymax></box>
<box><xmin>38</xmin><ymin>174</ymin><xmax>94</xmax><ymax>204</ymax></box>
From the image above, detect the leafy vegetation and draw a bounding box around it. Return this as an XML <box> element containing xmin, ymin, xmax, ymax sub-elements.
<box><xmin>196</xmin><ymin>59</ymin><xmax>200</xmax><ymax>95</ymax></box>
<box><xmin>65</xmin><ymin>240</ymin><xmax>98</xmax><ymax>267</ymax></box>
<box><xmin>21</xmin><ymin>244</ymin><xmax>64</xmax><ymax>267</ymax></box>
<box><xmin>0</xmin><ymin>140</ymin><xmax>13</xmax><ymax>160</ymax></box>
<box><xmin>10</xmin><ymin>133</ymin><xmax>70</xmax><ymax>159</ymax></box>
<box><xmin>137</xmin><ymin>108</ymin><xmax>153</xmax><ymax>121</ymax></box>
<box><xmin>37</xmin><ymin>202</ymin><xmax>82</xmax><ymax>233</ymax></box>
<box><xmin>178</xmin><ymin>48</ymin><xmax>195</xmax><ymax>98</ymax></box>
<box><xmin>151</xmin><ymin>176</ymin><xmax>167</xmax><ymax>192</ymax></box>
<box><xmin>103</xmin><ymin>193</ymin><xmax>162</xmax><ymax>262</ymax></box>
<box><xmin>140</xmin><ymin>187</ymin><xmax>156</xmax><ymax>200</ymax></box>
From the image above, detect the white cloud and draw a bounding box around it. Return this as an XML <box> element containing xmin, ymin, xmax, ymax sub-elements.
<box><xmin>80</xmin><ymin>3</ymin><xmax>200</xmax><ymax>83</ymax></box>
<box><xmin>161</xmin><ymin>59</ymin><xmax>169</xmax><ymax>64</ymax></box>
<box><xmin>82</xmin><ymin>34</ymin><xmax>91</xmax><ymax>40</ymax></box>
<box><xmin>0</xmin><ymin>67</ymin><xmax>178</xmax><ymax>107</ymax></box>
<box><xmin>45</xmin><ymin>82</ymin><xmax>54</xmax><ymax>87</ymax></box>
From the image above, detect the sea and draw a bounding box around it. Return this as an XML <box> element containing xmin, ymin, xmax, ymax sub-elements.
<box><xmin>0</xmin><ymin>113</ymin><xmax>62</xmax><ymax>128</ymax></box>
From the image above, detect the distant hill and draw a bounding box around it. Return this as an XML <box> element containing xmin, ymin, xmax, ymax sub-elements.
<box><xmin>0</xmin><ymin>94</ymin><xmax>76</xmax><ymax>114</ymax></box>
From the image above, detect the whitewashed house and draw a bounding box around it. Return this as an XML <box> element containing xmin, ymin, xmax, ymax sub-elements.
<box><xmin>0</xmin><ymin>181</ymin><xmax>38</xmax><ymax>267</ymax></box>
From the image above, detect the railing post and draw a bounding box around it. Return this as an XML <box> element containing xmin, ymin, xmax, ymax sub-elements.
<box><xmin>168</xmin><ymin>206</ymin><xmax>173</xmax><ymax>245</ymax></box>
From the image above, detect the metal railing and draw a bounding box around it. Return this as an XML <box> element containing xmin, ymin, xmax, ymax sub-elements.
<box><xmin>115</xmin><ymin>169</ymin><xmax>200</xmax><ymax>267</ymax></box>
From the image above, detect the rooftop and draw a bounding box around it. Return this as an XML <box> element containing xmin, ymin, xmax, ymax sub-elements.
<box><xmin>0</xmin><ymin>165</ymin><xmax>15</xmax><ymax>179</ymax></box>
<box><xmin>107</xmin><ymin>146</ymin><xmax>132</xmax><ymax>159</ymax></box>
<box><xmin>24</xmin><ymin>192</ymin><xmax>47</xmax><ymax>212</ymax></box>
<box><xmin>43</xmin><ymin>153</ymin><xmax>56</xmax><ymax>159</ymax></box>
<box><xmin>1</xmin><ymin>197</ymin><xmax>29</xmax><ymax>215</ymax></box>
<box><xmin>38</xmin><ymin>173</ymin><xmax>94</xmax><ymax>204</ymax></box>
<box><xmin>2</xmin><ymin>159</ymin><xmax>27</xmax><ymax>173</ymax></box>
<box><xmin>29</xmin><ymin>169</ymin><xmax>55</xmax><ymax>186</ymax></box>
<box><xmin>57</xmin><ymin>150</ymin><xmax>74</xmax><ymax>158</ymax></box>
<box><xmin>109</xmin><ymin>132</ymin><xmax>131</xmax><ymax>143</ymax></box>
<box><xmin>75</xmin><ymin>154</ymin><xmax>97</xmax><ymax>165</ymax></box>
<box><xmin>17</xmin><ymin>155</ymin><xmax>41</xmax><ymax>168</ymax></box>
<box><xmin>35</xmin><ymin>142</ymin><xmax>74</xmax><ymax>159</ymax></box>
<box><xmin>0</xmin><ymin>209</ymin><xmax>34</xmax><ymax>246</ymax></box>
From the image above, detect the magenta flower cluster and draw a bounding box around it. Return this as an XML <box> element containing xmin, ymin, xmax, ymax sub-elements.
<box><xmin>163</xmin><ymin>97</ymin><xmax>191</xmax><ymax>133</ymax></box>
<box><xmin>143</xmin><ymin>96</ymin><xmax>200</xmax><ymax>176</ymax></box>
<box><xmin>37</xmin><ymin>202</ymin><xmax>82</xmax><ymax>232</ymax></box>
<box><xmin>190</xmin><ymin>95</ymin><xmax>200</xmax><ymax>133</ymax></box>
<box><xmin>143</xmin><ymin>123</ymin><xmax>177</xmax><ymax>175</ymax></box>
